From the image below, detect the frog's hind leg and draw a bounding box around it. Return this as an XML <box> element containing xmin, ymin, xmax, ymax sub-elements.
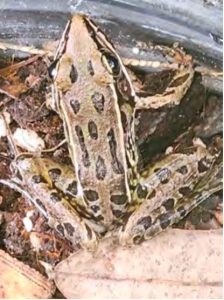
<box><xmin>119</xmin><ymin>161</ymin><xmax>222</xmax><ymax>246</ymax></box>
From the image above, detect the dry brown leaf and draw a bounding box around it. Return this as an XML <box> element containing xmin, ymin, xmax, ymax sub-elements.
<box><xmin>0</xmin><ymin>249</ymin><xmax>55</xmax><ymax>298</ymax></box>
<box><xmin>0</xmin><ymin>55</ymin><xmax>40</xmax><ymax>98</ymax></box>
<box><xmin>25</xmin><ymin>74</ymin><xmax>41</xmax><ymax>88</ymax></box>
<box><xmin>55</xmin><ymin>229</ymin><xmax>222</xmax><ymax>299</ymax></box>
<box><xmin>0</xmin><ymin>55</ymin><xmax>40</xmax><ymax>77</ymax></box>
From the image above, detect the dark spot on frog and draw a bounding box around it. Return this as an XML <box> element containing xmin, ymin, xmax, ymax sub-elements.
<box><xmin>70</xmin><ymin>99</ymin><xmax>80</xmax><ymax>114</ymax></box>
<box><xmin>64</xmin><ymin>222</ymin><xmax>75</xmax><ymax>236</ymax></box>
<box><xmin>48</xmin><ymin>168</ymin><xmax>62</xmax><ymax>182</ymax></box>
<box><xmin>84</xmin><ymin>189</ymin><xmax>99</xmax><ymax>201</ymax></box>
<box><xmin>198</xmin><ymin>159</ymin><xmax>210</xmax><ymax>173</ymax></box>
<box><xmin>136</xmin><ymin>184</ymin><xmax>148</xmax><ymax>199</ymax></box>
<box><xmin>161</xmin><ymin>178</ymin><xmax>169</xmax><ymax>184</ymax></box>
<box><xmin>88</xmin><ymin>120</ymin><xmax>98</xmax><ymax>140</ymax></box>
<box><xmin>112</xmin><ymin>209</ymin><xmax>124</xmax><ymax>218</ymax></box>
<box><xmin>75</xmin><ymin>125</ymin><xmax>90</xmax><ymax>167</ymax></box>
<box><xmin>107</xmin><ymin>128</ymin><xmax>124</xmax><ymax>174</ymax></box>
<box><xmin>176</xmin><ymin>165</ymin><xmax>188</xmax><ymax>175</ymax></box>
<box><xmin>69</xmin><ymin>64</ymin><xmax>78</xmax><ymax>83</ymax></box>
<box><xmin>91</xmin><ymin>92</ymin><xmax>105</xmax><ymax>113</ymax></box>
<box><xmin>147</xmin><ymin>189</ymin><xmax>156</xmax><ymax>199</ymax></box>
<box><xmin>155</xmin><ymin>168</ymin><xmax>171</xmax><ymax>184</ymax></box>
<box><xmin>90</xmin><ymin>205</ymin><xmax>100</xmax><ymax>213</ymax></box>
<box><xmin>112</xmin><ymin>160</ymin><xmax>124</xmax><ymax>175</ymax></box>
<box><xmin>177</xmin><ymin>206</ymin><xmax>186</xmax><ymax>218</ymax></box>
<box><xmin>162</xmin><ymin>198</ymin><xmax>175</xmax><ymax>211</ymax></box>
<box><xmin>75</xmin><ymin>125</ymin><xmax>85</xmax><ymax>146</ymax></box>
<box><xmin>178</xmin><ymin>186</ymin><xmax>192</xmax><ymax>196</ymax></box>
<box><xmin>32</xmin><ymin>175</ymin><xmax>47</xmax><ymax>184</ymax></box>
<box><xmin>110</xmin><ymin>194</ymin><xmax>127</xmax><ymax>205</ymax></box>
<box><xmin>96</xmin><ymin>155</ymin><xmax>107</xmax><ymax>180</ymax></box>
<box><xmin>85</xmin><ymin>224</ymin><xmax>93</xmax><ymax>239</ymax></box>
<box><xmin>95</xmin><ymin>215</ymin><xmax>104</xmax><ymax>222</ymax></box>
<box><xmin>35</xmin><ymin>198</ymin><xmax>47</xmax><ymax>212</ymax></box>
<box><xmin>120</xmin><ymin>111</ymin><xmax>128</xmax><ymax>133</ymax></box>
<box><xmin>67</xmin><ymin>180</ymin><xmax>78</xmax><ymax>196</ymax></box>
<box><xmin>56</xmin><ymin>224</ymin><xmax>65</xmax><ymax>236</ymax></box>
<box><xmin>87</xmin><ymin>60</ymin><xmax>94</xmax><ymax>76</ymax></box>
<box><xmin>137</xmin><ymin>216</ymin><xmax>152</xmax><ymax>229</ymax></box>
<box><xmin>82</xmin><ymin>152</ymin><xmax>91</xmax><ymax>168</ymax></box>
<box><xmin>15</xmin><ymin>170</ymin><xmax>23</xmax><ymax>181</ymax></box>
<box><xmin>107</xmin><ymin>128</ymin><xmax>116</xmax><ymax>154</ymax></box>
<box><xmin>50</xmin><ymin>192</ymin><xmax>61</xmax><ymax>202</ymax></box>
<box><xmin>156</xmin><ymin>212</ymin><xmax>172</xmax><ymax>229</ymax></box>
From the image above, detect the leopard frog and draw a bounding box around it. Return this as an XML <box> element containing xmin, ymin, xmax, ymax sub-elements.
<box><xmin>49</xmin><ymin>15</ymin><xmax>218</xmax><ymax>246</ymax></box>
<box><xmin>0</xmin><ymin>15</ymin><xmax>221</xmax><ymax>250</ymax></box>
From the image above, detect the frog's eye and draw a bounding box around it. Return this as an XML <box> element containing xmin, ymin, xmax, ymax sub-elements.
<box><xmin>107</xmin><ymin>54</ymin><xmax>119</xmax><ymax>73</ymax></box>
<box><xmin>102</xmin><ymin>52</ymin><xmax>120</xmax><ymax>77</ymax></box>
<box><xmin>48</xmin><ymin>59</ymin><xmax>59</xmax><ymax>79</ymax></box>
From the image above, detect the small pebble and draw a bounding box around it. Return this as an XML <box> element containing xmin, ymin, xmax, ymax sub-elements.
<box><xmin>13</xmin><ymin>128</ymin><xmax>45</xmax><ymax>152</ymax></box>
<box><xmin>30</xmin><ymin>232</ymin><xmax>42</xmax><ymax>252</ymax></box>
<box><xmin>22</xmin><ymin>216</ymin><xmax>33</xmax><ymax>232</ymax></box>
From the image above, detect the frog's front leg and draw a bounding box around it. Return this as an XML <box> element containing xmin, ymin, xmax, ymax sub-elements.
<box><xmin>134</xmin><ymin>58</ymin><xmax>194</xmax><ymax>110</ymax></box>
<box><xmin>119</xmin><ymin>147</ymin><xmax>221</xmax><ymax>246</ymax></box>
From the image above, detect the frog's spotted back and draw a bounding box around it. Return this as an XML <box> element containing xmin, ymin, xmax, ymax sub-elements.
<box><xmin>52</xmin><ymin>14</ymin><xmax>134</xmax><ymax>228</ymax></box>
